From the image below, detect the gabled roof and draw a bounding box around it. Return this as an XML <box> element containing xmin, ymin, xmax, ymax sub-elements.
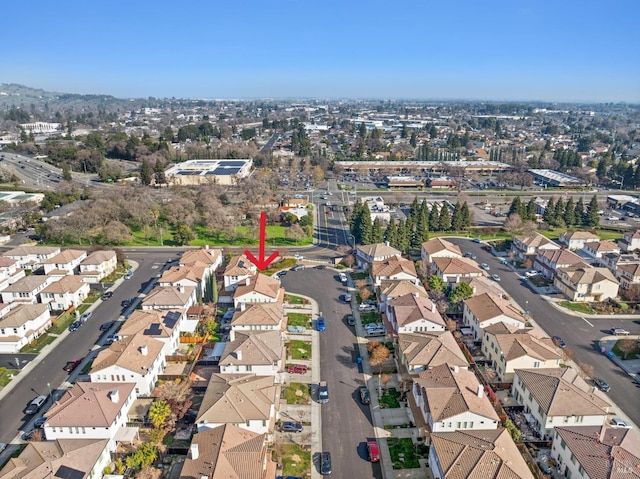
<box><xmin>487</xmin><ymin>328</ymin><xmax>561</xmax><ymax>362</ymax></box>
<box><xmin>90</xmin><ymin>333</ymin><xmax>164</xmax><ymax>374</ymax></box>
<box><xmin>357</xmin><ymin>242</ymin><xmax>401</xmax><ymax>259</ymax></box>
<box><xmin>118</xmin><ymin>309</ymin><xmax>182</xmax><ymax>338</ymax></box>
<box><xmin>80</xmin><ymin>250</ymin><xmax>116</xmax><ymax>265</ymax></box>
<box><xmin>180</xmin><ymin>247</ymin><xmax>222</xmax><ymax>267</ymax></box>
<box><xmin>0</xmin><ymin>303</ymin><xmax>49</xmax><ymax>328</ymax></box>
<box><xmin>398</xmin><ymin>331</ymin><xmax>467</xmax><ymax>369</ymax></box>
<box><xmin>0</xmin><ymin>257</ymin><xmax>16</xmax><ymax>268</ymax></box>
<box><xmin>44</xmin><ymin>382</ymin><xmax>136</xmax><ymax>427</ymax></box>
<box><xmin>42</xmin><ymin>249</ymin><xmax>85</xmax><ymax>265</ymax></box>
<box><xmin>421</xmin><ymin>238</ymin><xmax>462</xmax><ymax>256</ymax></box>
<box><xmin>0</xmin><ymin>438</ymin><xmax>110</xmax><ymax>479</ymax></box>
<box><xmin>371</xmin><ymin>255</ymin><xmax>417</xmax><ymax>278</ymax></box>
<box><xmin>390</xmin><ymin>293</ymin><xmax>446</xmax><ymax>328</ymax></box>
<box><xmin>618</xmin><ymin>262</ymin><xmax>640</xmax><ymax>277</ymax></box>
<box><xmin>560</xmin><ymin>230</ymin><xmax>600</xmax><ymax>242</ymax></box>
<box><xmin>3</xmin><ymin>245</ymin><xmax>60</xmax><ymax>258</ymax></box>
<box><xmin>465</xmin><ymin>276</ymin><xmax>507</xmax><ymax>298</ymax></box>
<box><xmin>41</xmin><ymin>275</ymin><xmax>86</xmax><ymax>294</ymax></box>
<box><xmin>159</xmin><ymin>265</ymin><xmax>206</xmax><ymax>284</ymax></box>
<box><xmin>430</xmin><ymin>428</ymin><xmax>533</xmax><ymax>479</ymax></box>
<box><xmin>224</xmin><ymin>254</ymin><xmax>257</xmax><ymax>276</ymax></box>
<box><xmin>558</xmin><ymin>264</ymin><xmax>619</xmax><ymax>286</ymax></box>
<box><xmin>554</xmin><ymin>426</ymin><xmax>640</xmax><ymax>479</ymax></box>
<box><xmin>142</xmin><ymin>285</ymin><xmax>196</xmax><ymax>308</ymax></box>
<box><xmin>220</xmin><ymin>330</ymin><xmax>282</xmax><ymax>367</ymax></box>
<box><xmin>537</xmin><ymin>248</ymin><xmax>584</xmax><ymax>265</ymax></box>
<box><xmin>464</xmin><ymin>293</ymin><xmax>524</xmax><ymax>324</ymax></box>
<box><xmin>2</xmin><ymin>275</ymin><xmax>51</xmax><ymax>293</ymax></box>
<box><xmin>378</xmin><ymin>279</ymin><xmax>428</xmax><ymax>300</ymax></box>
<box><xmin>585</xmin><ymin>240</ymin><xmax>620</xmax><ymax>253</ymax></box>
<box><xmin>179</xmin><ymin>424</ymin><xmax>275</xmax><ymax>479</ymax></box>
<box><xmin>414</xmin><ymin>363</ymin><xmax>499</xmax><ymax>422</ymax></box>
<box><xmin>433</xmin><ymin>256</ymin><xmax>483</xmax><ymax>275</ymax></box>
<box><xmin>515</xmin><ymin>232</ymin><xmax>559</xmax><ymax>249</ymax></box>
<box><xmin>234</xmin><ymin>274</ymin><xmax>283</xmax><ymax>302</ymax></box>
<box><xmin>197</xmin><ymin>374</ymin><xmax>278</xmax><ymax>425</ymax></box>
<box><xmin>231</xmin><ymin>302</ymin><xmax>282</xmax><ymax>326</ymax></box>
<box><xmin>514</xmin><ymin>368</ymin><xmax>610</xmax><ymax>417</ymax></box>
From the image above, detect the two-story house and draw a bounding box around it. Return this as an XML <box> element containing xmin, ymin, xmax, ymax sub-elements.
<box><xmin>618</xmin><ymin>228</ymin><xmax>640</xmax><ymax>252</ymax></box>
<box><xmin>411</xmin><ymin>363</ymin><xmax>500</xmax><ymax>434</ymax></box>
<box><xmin>511</xmin><ymin>368</ymin><xmax>611</xmax><ymax>439</ymax></box>
<box><xmin>554</xmin><ymin>264</ymin><xmax>619</xmax><ymax>302</ymax></box>
<box><xmin>481</xmin><ymin>323</ymin><xmax>562</xmax><ymax>383</ymax></box>
<box><xmin>355</xmin><ymin>242</ymin><xmax>402</xmax><ymax>269</ymax></box>
<box><xmin>377</xmin><ymin>279</ymin><xmax>428</xmax><ymax>306</ymax></box>
<box><xmin>223</xmin><ymin>254</ymin><xmax>257</xmax><ymax>292</ymax></box>
<box><xmin>618</xmin><ymin>262</ymin><xmax>640</xmax><ymax>289</ymax></box>
<box><xmin>0</xmin><ymin>275</ymin><xmax>55</xmax><ymax>304</ymax></box>
<box><xmin>78</xmin><ymin>249</ymin><xmax>117</xmax><ymax>283</ymax></box>
<box><xmin>370</xmin><ymin>256</ymin><xmax>418</xmax><ymax>286</ymax></box>
<box><xmin>196</xmin><ymin>373</ymin><xmax>279</xmax><ymax>436</ymax></box>
<box><xmin>231</xmin><ymin>302</ymin><xmax>283</xmax><ymax>331</ymax></box>
<box><xmin>386</xmin><ymin>292</ymin><xmax>446</xmax><ymax>334</ymax></box>
<box><xmin>397</xmin><ymin>330</ymin><xmax>468</xmax><ymax>374</ymax></box>
<box><xmin>431</xmin><ymin>257</ymin><xmax>483</xmax><ymax>286</ymax></box>
<box><xmin>42</xmin><ymin>249</ymin><xmax>87</xmax><ymax>275</ymax></box>
<box><xmin>218</xmin><ymin>329</ymin><xmax>283</xmax><ymax>375</ymax></box>
<box><xmin>40</xmin><ymin>276</ymin><xmax>90</xmax><ymax>311</ymax></box>
<box><xmin>599</xmin><ymin>251</ymin><xmax>640</xmax><ymax>280</ymax></box>
<box><xmin>511</xmin><ymin>233</ymin><xmax>560</xmax><ymax>263</ymax></box>
<box><xmin>233</xmin><ymin>274</ymin><xmax>284</xmax><ymax>309</ymax></box>
<box><xmin>141</xmin><ymin>285</ymin><xmax>196</xmax><ymax>312</ymax></box>
<box><xmin>0</xmin><ymin>303</ymin><xmax>50</xmax><ymax>353</ymax></box>
<box><xmin>420</xmin><ymin>238</ymin><xmax>462</xmax><ymax>265</ymax></box>
<box><xmin>179</xmin><ymin>246</ymin><xmax>223</xmax><ymax>278</ymax></box>
<box><xmin>533</xmin><ymin>248</ymin><xmax>585</xmax><ymax>280</ymax></box>
<box><xmin>558</xmin><ymin>231</ymin><xmax>600</xmax><ymax>251</ymax></box>
<box><xmin>3</xmin><ymin>245</ymin><xmax>61</xmax><ymax>270</ymax></box>
<box><xmin>582</xmin><ymin>240</ymin><xmax>621</xmax><ymax>263</ymax></box>
<box><xmin>158</xmin><ymin>265</ymin><xmax>207</xmax><ymax>301</ymax></box>
<box><xmin>463</xmin><ymin>293</ymin><xmax>525</xmax><ymax>341</ymax></box>
<box><xmin>89</xmin><ymin>334</ymin><xmax>165</xmax><ymax>396</ymax></box>
<box><xmin>117</xmin><ymin>309</ymin><xmax>183</xmax><ymax>357</ymax></box>
<box><xmin>43</xmin><ymin>382</ymin><xmax>138</xmax><ymax>451</ymax></box>
<box><xmin>0</xmin><ymin>257</ymin><xmax>25</xmax><ymax>291</ymax></box>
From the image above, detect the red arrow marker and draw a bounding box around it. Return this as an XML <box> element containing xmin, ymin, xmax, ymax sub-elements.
<box><xmin>245</xmin><ymin>211</ymin><xmax>279</xmax><ymax>270</ymax></box>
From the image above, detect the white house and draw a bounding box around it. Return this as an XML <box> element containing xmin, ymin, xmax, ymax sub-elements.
<box><xmin>582</xmin><ymin>240</ymin><xmax>621</xmax><ymax>262</ymax></box>
<box><xmin>0</xmin><ymin>275</ymin><xmax>56</xmax><ymax>304</ymax></box>
<box><xmin>218</xmin><ymin>329</ymin><xmax>283</xmax><ymax>376</ymax></box>
<box><xmin>230</xmin><ymin>302</ymin><xmax>283</xmax><ymax>331</ymax></box>
<box><xmin>463</xmin><ymin>293</ymin><xmax>525</xmax><ymax>341</ymax></box>
<box><xmin>431</xmin><ymin>257</ymin><xmax>483</xmax><ymax>285</ymax></box>
<box><xmin>158</xmin><ymin>265</ymin><xmax>206</xmax><ymax>300</ymax></box>
<box><xmin>386</xmin><ymin>292</ymin><xmax>446</xmax><ymax>334</ymax></box>
<box><xmin>618</xmin><ymin>229</ymin><xmax>640</xmax><ymax>252</ymax></box>
<box><xmin>558</xmin><ymin>231</ymin><xmax>600</xmax><ymax>251</ymax></box>
<box><xmin>40</xmin><ymin>276</ymin><xmax>90</xmax><ymax>311</ymax></box>
<box><xmin>117</xmin><ymin>309</ymin><xmax>184</xmax><ymax>358</ymax></box>
<box><xmin>397</xmin><ymin>330</ymin><xmax>468</xmax><ymax>374</ymax></box>
<box><xmin>223</xmin><ymin>254</ymin><xmax>257</xmax><ymax>292</ymax></box>
<box><xmin>78</xmin><ymin>250</ymin><xmax>117</xmax><ymax>283</ymax></box>
<box><xmin>420</xmin><ymin>238</ymin><xmax>463</xmax><ymax>265</ymax></box>
<box><xmin>0</xmin><ymin>256</ymin><xmax>25</xmax><ymax>290</ymax></box>
<box><xmin>0</xmin><ymin>304</ymin><xmax>50</xmax><ymax>353</ymax></box>
<box><xmin>355</xmin><ymin>242</ymin><xmax>402</xmax><ymax>269</ymax></box>
<box><xmin>370</xmin><ymin>256</ymin><xmax>418</xmax><ymax>286</ymax></box>
<box><xmin>42</xmin><ymin>249</ymin><xmax>87</xmax><ymax>275</ymax></box>
<box><xmin>511</xmin><ymin>233</ymin><xmax>560</xmax><ymax>263</ymax></box>
<box><xmin>141</xmin><ymin>285</ymin><xmax>197</xmax><ymax>313</ymax></box>
<box><xmin>3</xmin><ymin>245</ymin><xmax>61</xmax><ymax>270</ymax></box>
<box><xmin>377</xmin><ymin>279</ymin><xmax>428</xmax><ymax>305</ymax></box>
<box><xmin>179</xmin><ymin>246</ymin><xmax>223</xmax><ymax>278</ymax></box>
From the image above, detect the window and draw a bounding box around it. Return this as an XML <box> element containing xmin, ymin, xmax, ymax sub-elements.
<box><xmin>533</xmin><ymin>361</ymin><xmax>540</xmax><ymax>368</ymax></box>
<box><xmin>560</xmin><ymin>439</ymin><xmax>566</xmax><ymax>450</ymax></box>
<box><xmin>570</xmin><ymin>453</ymin><xmax>576</xmax><ymax>465</ymax></box>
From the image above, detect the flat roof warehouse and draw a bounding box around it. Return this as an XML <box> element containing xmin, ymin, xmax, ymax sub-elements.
<box><xmin>164</xmin><ymin>159</ymin><xmax>253</xmax><ymax>186</ymax></box>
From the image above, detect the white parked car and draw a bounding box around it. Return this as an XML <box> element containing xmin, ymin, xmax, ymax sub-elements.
<box><xmin>524</xmin><ymin>270</ymin><xmax>539</xmax><ymax>278</ymax></box>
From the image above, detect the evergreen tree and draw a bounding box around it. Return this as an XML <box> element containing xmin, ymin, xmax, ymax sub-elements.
<box><xmin>623</xmin><ymin>164</ymin><xmax>635</xmax><ymax>188</ymax></box>
<box><xmin>585</xmin><ymin>195</ymin><xmax>600</xmax><ymax>227</ymax></box>
<box><xmin>574</xmin><ymin>198</ymin><xmax>585</xmax><ymax>226</ymax></box>
<box><xmin>61</xmin><ymin>162</ymin><xmax>72</xmax><ymax>181</ymax></box>
<box><xmin>385</xmin><ymin>220</ymin><xmax>398</xmax><ymax>249</ymax></box>
<box><xmin>596</xmin><ymin>159</ymin><xmax>608</xmax><ymax>179</ymax></box>
<box><xmin>451</xmin><ymin>201</ymin><xmax>464</xmax><ymax>231</ymax></box>
<box><xmin>554</xmin><ymin>197</ymin><xmax>565</xmax><ymax>225</ymax></box>
<box><xmin>563</xmin><ymin>198</ymin><xmax>575</xmax><ymax>226</ymax></box>
<box><xmin>543</xmin><ymin>197</ymin><xmax>555</xmax><ymax>224</ymax></box>
<box><xmin>371</xmin><ymin>217</ymin><xmax>384</xmax><ymax>243</ymax></box>
<box><xmin>154</xmin><ymin>159</ymin><xmax>166</xmax><ymax>185</ymax></box>
<box><xmin>461</xmin><ymin>201</ymin><xmax>471</xmax><ymax>229</ymax></box>
<box><xmin>396</xmin><ymin>220</ymin><xmax>409</xmax><ymax>253</ymax></box>
<box><xmin>429</xmin><ymin>203</ymin><xmax>440</xmax><ymax>231</ymax></box>
<box><xmin>634</xmin><ymin>164</ymin><xmax>640</xmax><ymax>189</ymax></box>
<box><xmin>508</xmin><ymin>197</ymin><xmax>523</xmax><ymax>218</ymax></box>
<box><xmin>525</xmin><ymin>198</ymin><xmax>536</xmax><ymax>221</ymax></box>
<box><xmin>140</xmin><ymin>160</ymin><xmax>153</xmax><ymax>185</ymax></box>
<box><xmin>438</xmin><ymin>204</ymin><xmax>451</xmax><ymax>231</ymax></box>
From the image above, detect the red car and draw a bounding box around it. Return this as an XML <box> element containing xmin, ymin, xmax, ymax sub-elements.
<box><xmin>287</xmin><ymin>364</ymin><xmax>308</xmax><ymax>374</ymax></box>
<box><xmin>63</xmin><ymin>359</ymin><xmax>82</xmax><ymax>373</ymax></box>
<box><xmin>367</xmin><ymin>440</ymin><xmax>380</xmax><ymax>462</ymax></box>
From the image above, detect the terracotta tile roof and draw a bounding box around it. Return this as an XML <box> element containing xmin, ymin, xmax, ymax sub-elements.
<box><xmin>430</xmin><ymin>428</ymin><xmax>533</xmax><ymax>479</ymax></box>
<box><xmin>220</xmin><ymin>330</ymin><xmax>283</xmax><ymax>367</ymax></box>
<box><xmin>537</xmin><ymin>248</ymin><xmax>584</xmax><ymax>265</ymax></box>
<box><xmin>357</xmin><ymin>242</ymin><xmax>402</xmax><ymax>259</ymax></box>
<box><xmin>44</xmin><ymin>382</ymin><xmax>136</xmax><ymax>428</ymax></box>
<box><xmin>587</xmin><ymin>240</ymin><xmax>621</xmax><ymax>253</ymax></box>
<box><xmin>554</xmin><ymin>425</ymin><xmax>640</xmax><ymax>479</ymax></box>
<box><xmin>0</xmin><ymin>438</ymin><xmax>110</xmax><ymax>479</ymax></box>
<box><xmin>90</xmin><ymin>333</ymin><xmax>165</xmax><ymax>374</ymax></box>
<box><xmin>514</xmin><ymin>369</ymin><xmax>610</xmax><ymax>417</ymax></box>
<box><xmin>371</xmin><ymin>256</ymin><xmax>417</xmax><ymax>278</ymax></box>
<box><xmin>561</xmin><ymin>231</ymin><xmax>600</xmax><ymax>241</ymax></box>
<box><xmin>80</xmin><ymin>250</ymin><xmax>116</xmax><ymax>265</ymax></box>
<box><xmin>421</xmin><ymin>238</ymin><xmax>462</xmax><ymax>256</ymax></box>
<box><xmin>558</xmin><ymin>264</ymin><xmax>619</xmax><ymax>285</ymax></box>
<box><xmin>42</xmin><ymin>249</ymin><xmax>86</xmax><ymax>265</ymax></box>
<box><xmin>197</xmin><ymin>374</ymin><xmax>278</xmax><ymax>425</ymax></box>
<box><xmin>234</xmin><ymin>274</ymin><xmax>283</xmax><ymax>302</ymax></box>
<box><xmin>180</xmin><ymin>247</ymin><xmax>222</xmax><ymax>267</ymax></box>
<box><xmin>232</xmin><ymin>302</ymin><xmax>283</xmax><ymax>327</ymax></box>
<box><xmin>433</xmin><ymin>256</ymin><xmax>483</xmax><ymax>275</ymax></box>
<box><xmin>159</xmin><ymin>265</ymin><xmax>206</xmax><ymax>284</ymax></box>
<box><xmin>41</xmin><ymin>275</ymin><xmax>85</xmax><ymax>294</ymax></box>
<box><xmin>491</xmin><ymin>330</ymin><xmax>561</xmax><ymax>362</ymax></box>
<box><xmin>142</xmin><ymin>285</ymin><xmax>195</xmax><ymax>308</ymax></box>
<box><xmin>179</xmin><ymin>424</ymin><xmax>276</xmax><ymax>479</ymax></box>
<box><xmin>378</xmin><ymin>279</ymin><xmax>428</xmax><ymax>300</ymax></box>
<box><xmin>398</xmin><ymin>331</ymin><xmax>467</xmax><ymax>369</ymax></box>
<box><xmin>118</xmin><ymin>309</ymin><xmax>182</xmax><ymax>338</ymax></box>
<box><xmin>224</xmin><ymin>254</ymin><xmax>257</xmax><ymax>276</ymax></box>
<box><xmin>464</xmin><ymin>293</ymin><xmax>524</xmax><ymax>323</ymax></box>
<box><xmin>4</xmin><ymin>246</ymin><xmax>60</xmax><ymax>258</ymax></box>
<box><xmin>414</xmin><ymin>364</ymin><xmax>499</xmax><ymax>422</ymax></box>
<box><xmin>0</xmin><ymin>303</ymin><xmax>49</xmax><ymax>328</ymax></box>
<box><xmin>0</xmin><ymin>257</ymin><xmax>16</xmax><ymax>267</ymax></box>
<box><xmin>390</xmin><ymin>293</ymin><xmax>446</xmax><ymax>328</ymax></box>
<box><xmin>2</xmin><ymin>275</ymin><xmax>51</xmax><ymax>293</ymax></box>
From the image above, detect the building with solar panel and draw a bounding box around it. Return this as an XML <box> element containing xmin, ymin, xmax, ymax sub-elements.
<box><xmin>164</xmin><ymin>159</ymin><xmax>253</xmax><ymax>186</ymax></box>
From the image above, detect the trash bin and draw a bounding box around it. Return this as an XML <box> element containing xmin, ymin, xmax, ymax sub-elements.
<box><xmin>607</xmin><ymin>352</ymin><xmax>614</xmax><ymax>359</ymax></box>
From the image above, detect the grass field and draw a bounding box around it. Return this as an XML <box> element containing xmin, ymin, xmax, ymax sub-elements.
<box><xmin>287</xmin><ymin>313</ymin><xmax>311</xmax><ymax>327</ymax></box>
<box><xmin>287</xmin><ymin>340</ymin><xmax>312</xmax><ymax>360</ymax></box>
<box><xmin>285</xmin><ymin>294</ymin><xmax>307</xmax><ymax>305</ymax></box>
<box><xmin>283</xmin><ymin>382</ymin><xmax>311</xmax><ymax>405</ymax></box>
<box><xmin>281</xmin><ymin>444</ymin><xmax>311</xmax><ymax>476</ymax></box>
<box><xmin>612</xmin><ymin>339</ymin><xmax>639</xmax><ymax>360</ymax></box>
<box><xmin>0</xmin><ymin>367</ymin><xmax>19</xmax><ymax>387</ymax></box>
<box><xmin>20</xmin><ymin>334</ymin><xmax>57</xmax><ymax>354</ymax></box>
<box><xmin>559</xmin><ymin>301</ymin><xmax>593</xmax><ymax>314</ymax></box>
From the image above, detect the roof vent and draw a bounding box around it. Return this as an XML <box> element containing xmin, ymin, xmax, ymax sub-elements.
<box><xmin>190</xmin><ymin>443</ymin><xmax>199</xmax><ymax>460</ymax></box>
<box><xmin>140</xmin><ymin>344</ymin><xmax>148</xmax><ymax>356</ymax></box>
<box><xmin>109</xmin><ymin>390</ymin><xmax>120</xmax><ymax>403</ymax></box>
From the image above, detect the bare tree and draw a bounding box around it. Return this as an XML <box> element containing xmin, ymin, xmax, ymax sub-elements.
<box><xmin>359</xmin><ymin>288</ymin><xmax>371</xmax><ymax>301</ymax></box>
<box><xmin>616</xmin><ymin>338</ymin><xmax>638</xmax><ymax>360</ymax></box>
<box><xmin>503</xmin><ymin>213</ymin><xmax>523</xmax><ymax>235</ymax></box>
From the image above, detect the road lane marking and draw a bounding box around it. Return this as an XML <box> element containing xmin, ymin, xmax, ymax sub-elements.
<box><xmin>579</xmin><ymin>315</ymin><xmax>594</xmax><ymax>327</ymax></box>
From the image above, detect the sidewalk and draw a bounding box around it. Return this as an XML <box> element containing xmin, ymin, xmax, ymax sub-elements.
<box><xmin>543</xmin><ymin>295</ymin><xmax>640</xmax><ymax>320</ymax></box>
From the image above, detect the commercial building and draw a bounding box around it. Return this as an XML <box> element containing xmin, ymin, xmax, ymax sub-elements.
<box><xmin>164</xmin><ymin>159</ymin><xmax>253</xmax><ymax>186</ymax></box>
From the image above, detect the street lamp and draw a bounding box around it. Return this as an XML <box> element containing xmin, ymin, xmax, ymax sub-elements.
<box><xmin>525</xmin><ymin>300</ymin><xmax>529</xmax><ymax>316</ymax></box>
<box><xmin>47</xmin><ymin>382</ymin><xmax>52</xmax><ymax>401</ymax></box>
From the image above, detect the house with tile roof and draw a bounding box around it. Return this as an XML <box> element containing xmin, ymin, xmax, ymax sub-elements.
<box><xmin>78</xmin><ymin>249</ymin><xmax>117</xmax><ymax>283</ymax></box>
<box><xmin>582</xmin><ymin>240</ymin><xmax>621</xmax><ymax>261</ymax></box>
<box><xmin>179</xmin><ymin>246</ymin><xmax>223</xmax><ymax>277</ymax></box>
<box><xmin>141</xmin><ymin>284</ymin><xmax>196</xmax><ymax>315</ymax></box>
<box><xmin>554</xmin><ymin>264</ymin><xmax>619</xmax><ymax>302</ymax></box>
<box><xmin>511</xmin><ymin>368</ymin><xmax>611</xmax><ymax>439</ymax></box>
<box><xmin>179</xmin><ymin>424</ymin><xmax>276</xmax><ymax>479</ymax></box>
<box><xmin>158</xmin><ymin>265</ymin><xmax>208</xmax><ymax>300</ymax></box>
<box><xmin>464</xmin><ymin>275</ymin><xmax>508</xmax><ymax>298</ymax></box>
<box><xmin>558</xmin><ymin>230</ymin><xmax>600</xmax><ymax>250</ymax></box>
<box><xmin>233</xmin><ymin>273</ymin><xmax>284</xmax><ymax>308</ymax></box>
<box><xmin>533</xmin><ymin>248</ymin><xmax>586</xmax><ymax>279</ymax></box>
<box><xmin>196</xmin><ymin>374</ymin><xmax>279</xmax><ymax>436</ymax></box>
<box><xmin>42</xmin><ymin>249</ymin><xmax>87</xmax><ymax>275</ymax></box>
<box><xmin>421</xmin><ymin>238</ymin><xmax>463</xmax><ymax>265</ymax></box>
<box><xmin>117</xmin><ymin>309</ymin><xmax>183</xmax><ymax>357</ymax></box>
<box><xmin>481</xmin><ymin>323</ymin><xmax>561</xmax><ymax>383</ymax></box>
<box><xmin>511</xmin><ymin>232</ymin><xmax>560</xmax><ymax>263</ymax></box>
<box><xmin>40</xmin><ymin>275</ymin><xmax>90</xmax><ymax>311</ymax></box>
<box><xmin>43</xmin><ymin>382</ymin><xmax>138</xmax><ymax>450</ymax></box>
<box><xmin>0</xmin><ymin>275</ymin><xmax>55</xmax><ymax>304</ymax></box>
<box><xmin>223</xmin><ymin>254</ymin><xmax>257</xmax><ymax>292</ymax></box>
<box><xmin>219</xmin><ymin>329</ymin><xmax>283</xmax><ymax>375</ymax></box>
<box><xmin>550</xmin><ymin>425</ymin><xmax>640</xmax><ymax>479</ymax></box>
<box><xmin>0</xmin><ymin>303</ymin><xmax>50</xmax><ymax>353</ymax></box>
<box><xmin>619</xmin><ymin>228</ymin><xmax>640</xmax><ymax>252</ymax></box>
<box><xmin>89</xmin><ymin>334</ymin><xmax>165</xmax><ymax>396</ymax></box>
<box><xmin>0</xmin><ymin>257</ymin><xmax>24</xmax><ymax>291</ymax></box>
<box><xmin>429</xmin><ymin>428</ymin><xmax>534</xmax><ymax>479</ymax></box>
<box><xmin>431</xmin><ymin>257</ymin><xmax>483</xmax><ymax>286</ymax></box>
<box><xmin>370</xmin><ymin>255</ymin><xmax>419</xmax><ymax>286</ymax></box>
<box><xmin>0</xmin><ymin>438</ymin><xmax>112</xmax><ymax>479</ymax></box>
<box><xmin>600</xmin><ymin>251</ymin><xmax>640</xmax><ymax>280</ymax></box>
<box><xmin>230</xmin><ymin>302</ymin><xmax>283</xmax><ymax>331</ymax></box>
<box><xmin>411</xmin><ymin>363</ymin><xmax>500</xmax><ymax>434</ymax></box>
<box><xmin>618</xmin><ymin>262</ymin><xmax>640</xmax><ymax>289</ymax></box>
<box><xmin>397</xmin><ymin>330</ymin><xmax>468</xmax><ymax>374</ymax></box>
<box><xmin>386</xmin><ymin>292</ymin><xmax>446</xmax><ymax>334</ymax></box>
<box><xmin>377</xmin><ymin>279</ymin><xmax>428</xmax><ymax>305</ymax></box>
<box><xmin>355</xmin><ymin>242</ymin><xmax>402</xmax><ymax>269</ymax></box>
<box><xmin>3</xmin><ymin>245</ymin><xmax>60</xmax><ymax>270</ymax></box>
<box><xmin>463</xmin><ymin>292</ymin><xmax>525</xmax><ymax>341</ymax></box>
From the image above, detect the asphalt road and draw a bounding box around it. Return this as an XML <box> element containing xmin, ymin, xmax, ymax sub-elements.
<box><xmin>447</xmin><ymin>237</ymin><xmax>640</xmax><ymax>426</ymax></box>
<box><xmin>281</xmin><ymin>268</ymin><xmax>382</xmax><ymax>479</ymax></box>
<box><xmin>0</xmin><ymin>249</ymin><xmax>175</xmax><ymax>444</ymax></box>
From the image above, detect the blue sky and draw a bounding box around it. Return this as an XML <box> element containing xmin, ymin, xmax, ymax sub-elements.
<box><xmin>3</xmin><ymin>0</ymin><xmax>639</xmax><ymax>102</ymax></box>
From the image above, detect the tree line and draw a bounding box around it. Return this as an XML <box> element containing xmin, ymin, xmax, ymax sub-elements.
<box><xmin>508</xmin><ymin>194</ymin><xmax>600</xmax><ymax>229</ymax></box>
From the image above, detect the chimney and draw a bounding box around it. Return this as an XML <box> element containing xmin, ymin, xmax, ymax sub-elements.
<box><xmin>205</xmin><ymin>244</ymin><xmax>209</xmax><ymax>250</ymax></box>
<box><xmin>240</xmin><ymin>302</ymin><xmax>246</xmax><ymax>312</ymax></box>
<box><xmin>236</xmin><ymin>349</ymin><xmax>243</xmax><ymax>361</ymax></box>
<box><xmin>453</xmin><ymin>365</ymin><xmax>459</xmax><ymax>373</ymax></box>
<box><xmin>385</xmin><ymin>241</ymin><xmax>390</xmax><ymax>247</ymax></box>
<box><xmin>109</xmin><ymin>390</ymin><xmax>120</xmax><ymax>403</ymax></box>
<box><xmin>431</xmin><ymin>301</ymin><xmax>436</xmax><ymax>313</ymax></box>
<box><xmin>477</xmin><ymin>384</ymin><xmax>484</xmax><ymax>398</ymax></box>
<box><xmin>178</xmin><ymin>284</ymin><xmax>185</xmax><ymax>294</ymax></box>
<box><xmin>412</xmin><ymin>292</ymin><xmax>419</xmax><ymax>299</ymax></box>
<box><xmin>245</xmin><ymin>277</ymin><xmax>251</xmax><ymax>285</ymax></box>
<box><xmin>190</xmin><ymin>443</ymin><xmax>199</xmax><ymax>460</ymax></box>
<box><xmin>472</xmin><ymin>286</ymin><xmax>476</xmax><ymax>294</ymax></box>
<box><xmin>229</xmin><ymin>329</ymin><xmax>235</xmax><ymax>342</ymax></box>
<box><xmin>140</xmin><ymin>344</ymin><xmax>148</xmax><ymax>356</ymax></box>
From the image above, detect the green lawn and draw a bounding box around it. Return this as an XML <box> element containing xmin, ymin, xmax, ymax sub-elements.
<box><xmin>281</xmin><ymin>444</ymin><xmax>311</xmax><ymax>476</ymax></box>
<box><xmin>539</xmin><ymin>227</ymin><xmax>623</xmax><ymax>242</ymax></box>
<box><xmin>360</xmin><ymin>312</ymin><xmax>381</xmax><ymax>325</ymax></box>
<box><xmin>287</xmin><ymin>313</ymin><xmax>311</xmax><ymax>327</ymax></box>
<box><xmin>0</xmin><ymin>367</ymin><xmax>19</xmax><ymax>387</ymax></box>
<box><xmin>20</xmin><ymin>334</ymin><xmax>57</xmax><ymax>354</ymax></box>
<box><xmin>559</xmin><ymin>301</ymin><xmax>593</xmax><ymax>314</ymax></box>
<box><xmin>285</xmin><ymin>294</ymin><xmax>307</xmax><ymax>305</ymax></box>
<box><xmin>388</xmin><ymin>437</ymin><xmax>421</xmax><ymax>469</ymax></box>
<box><xmin>283</xmin><ymin>382</ymin><xmax>311</xmax><ymax>405</ymax></box>
<box><xmin>612</xmin><ymin>340</ymin><xmax>639</xmax><ymax>360</ymax></box>
<box><xmin>379</xmin><ymin>387</ymin><xmax>401</xmax><ymax>408</ymax></box>
<box><xmin>287</xmin><ymin>340</ymin><xmax>312</xmax><ymax>360</ymax></box>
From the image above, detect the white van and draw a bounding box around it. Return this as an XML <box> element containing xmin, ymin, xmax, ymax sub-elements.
<box><xmin>344</xmin><ymin>293</ymin><xmax>352</xmax><ymax>302</ymax></box>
